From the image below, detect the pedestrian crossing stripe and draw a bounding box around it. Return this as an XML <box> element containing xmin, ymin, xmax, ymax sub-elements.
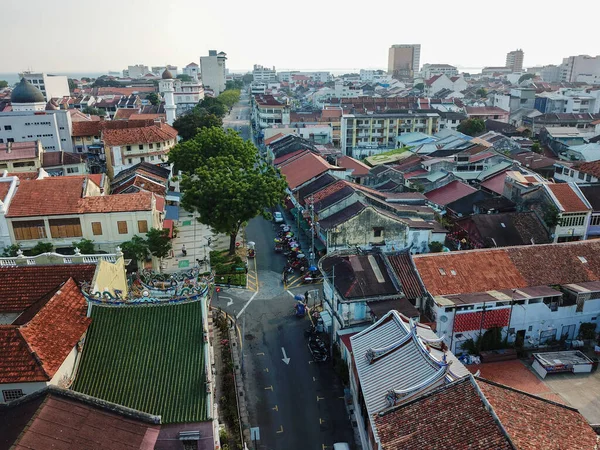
<box><xmin>285</xmin><ymin>274</ymin><xmax>323</xmax><ymax>289</ymax></box>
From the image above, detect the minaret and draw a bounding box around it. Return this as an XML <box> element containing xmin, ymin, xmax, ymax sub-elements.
<box><xmin>159</xmin><ymin>69</ymin><xmax>176</xmax><ymax>125</ymax></box>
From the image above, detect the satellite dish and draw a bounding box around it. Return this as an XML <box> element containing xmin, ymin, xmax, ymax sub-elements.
<box><xmin>440</xmin><ymin>315</ymin><xmax>448</xmax><ymax>323</ymax></box>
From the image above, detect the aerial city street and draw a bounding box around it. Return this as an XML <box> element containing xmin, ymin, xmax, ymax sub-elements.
<box><xmin>2</xmin><ymin>1</ymin><xmax>600</xmax><ymax>449</ymax></box>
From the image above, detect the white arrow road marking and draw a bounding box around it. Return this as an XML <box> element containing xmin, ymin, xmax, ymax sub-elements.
<box><xmin>236</xmin><ymin>291</ymin><xmax>259</xmax><ymax>318</ymax></box>
<box><xmin>281</xmin><ymin>347</ymin><xmax>290</xmax><ymax>365</ymax></box>
<box><xmin>221</xmin><ymin>296</ymin><xmax>234</xmax><ymax>307</ymax></box>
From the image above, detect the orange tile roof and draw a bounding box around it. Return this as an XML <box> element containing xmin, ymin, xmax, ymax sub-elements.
<box><xmin>574</xmin><ymin>161</ymin><xmax>600</xmax><ymax>179</ymax></box>
<box><xmin>71</xmin><ymin>121</ymin><xmax>102</xmax><ymax>137</ymax></box>
<box><xmin>278</xmin><ymin>152</ymin><xmax>335</xmax><ymax>190</ymax></box>
<box><xmin>336</xmin><ymin>155</ymin><xmax>370</xmax><ymax>177</ymax></box>
<box><xmin>306</xmin><ymin>179</ymin><xmax>347</xmax><ymax>204</ymax></box>
<box><xmin>113</xmin><ymin>108</ymin><xmax>139</xmax><ymax>120</ymax></box>
<box><xmin>0</xmin><ymin>142</ymin><xmax>39</xmax><ymax>161</ymax></box>
<box><xmin>546</xmin><ymin>183</ymin><xmax>589</xmax><ymax>213</ymax></box>
<box><xmin>96</xmin><ymin>87</ymin><xmax>155</xmax><ymax>96</ymax></box>
<box><xmin>264</xmin><ymin>133</ymin><xmax>286</xmax><ymax>146</ymax></box>
<box><xmin>102</xmin><ymin>123</ymin><xmax>177</xmax><ymax>147</ymax></box>
<box><xmin>18</xmin><ymin>278</ymin><xmax>91</xmax><ymax>378</ymax></box>
<box><xmin>0</xmin><ymin>180</ymin><xmax>11</xmax><ymax>202</ymax></box>
<box><xmin>6</xmin><ymin>171</ymin><xmax>39</xmax><ymax>180</ymax></box>
<box><xmin>7</xmin><ymin>176</ymin><xmax>155</xmax><ymax>217</ymax></box>
<box><xmin>0</xmin><ymin>278</ymin><xmax>91</xmax><ymax>383</ymax></box>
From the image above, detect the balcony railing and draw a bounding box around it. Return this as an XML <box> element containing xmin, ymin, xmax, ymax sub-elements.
<box><xmin>0</xmin><ymin>249</ymin><xmax>121</xmax><ymax>267</ymax></box>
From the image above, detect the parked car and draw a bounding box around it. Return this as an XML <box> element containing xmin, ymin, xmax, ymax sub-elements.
<box><xmin>273</xmin><ymin>211</ymin><xmax>284</xmax><ymax>223</ymax></box>
<box><xmin>333</xmin><ymin>444</ymin><xmax>350</xmax><ymax>450</ymax></box>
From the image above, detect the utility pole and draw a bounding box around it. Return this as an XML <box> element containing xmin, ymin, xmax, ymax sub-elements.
<box><xmin>310</xmin><ymin>195</ymin><xmax>315</xmax><ymax>265</ymax></box>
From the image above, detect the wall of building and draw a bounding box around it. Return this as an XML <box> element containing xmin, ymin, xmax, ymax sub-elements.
<box><xmin>200</xmin><ymin>55</ymin><xmax>226</xmax><ymax>95</ymax></box>
<box><xmin>0</xmin><ymin>381</ymin><xmax>48</xmax><ymax>402</ymax></box>
<box><xmin>0</xmin><ymin>110</ymin><xmax>73</xmax><ymax>152</ymax></box>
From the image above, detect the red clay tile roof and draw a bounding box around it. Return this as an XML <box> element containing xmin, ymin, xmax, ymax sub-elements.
<box><xmin>111</xmin><ymin>175</ymin><xmax>166</xmax><ymax>196</ymax></box>
<box><xmin>113</xmin><ymin>108</ymin><xmax>139</xmax><ymax>120</ymax></box>
<box><xmin>466</xmin><ymin>106</ymin><xmax>509</xmax><ymax>116</ymax></box>
<box><xmin>414</xmin><ymin>240</ymin><xmax>600</xmax><ymax>296</ymax></box>
<box><xmin>0</xmin><ymin>142</ymin><xmax>39</xmax><ymax>161</ymax></box>
<box><xmin>128</xmin><ymin>113</ymin><xmax>163</xmax><ymax>121</ymax></box>
<box><xmin>306</xmin><ymin>179</ymin><xmax>347</xmax><ymax>204</ymax></box>
<box><xmin>18</xmin><ymin>278</ymin><xmax>90</xmax><ymax>378</ymax></box>
<box><xmin>375</xmin><ymin>377</ymin><xmax>512</xmax><ymax>450</ymax></box>
<box><xmin>0</xmin><ymin>179</ymin><xmax>12</xmax><ymax>202</ymax></box>
<box><xmin>41</xmin><ymin>151</ymin><xmax>84</xmax><ymax>168</ymax></box>
<box><xmin>0</xmin><ymin>278</ymin><xmax>91</xmax><ymax>383</ymax></box>
<box><xmin>425</xmin><ymin>180</ymin><xmax>478</xmax><ymax>206</ymax></box>
<box><xmin>0</xmin><ymin>265</ymin><xmax>95</xmax><ymax>313</ymax></box>
<box><xmin>454</xmin><ymin>308</ymin><xmax>510</xmax><ymax>332</ymax></box>
<box><xmin>546</xmin><ymin>183</ymin><xmax>590</xmax><ymax>213</ymax></box>
<box><xmin>278</xmin><ymin>151</ymin><xmax>335</xmax><ymax>190</ymax></box>
<box><xmin>102</xmin><ymin>123</ymin><xmax>177</xmax><ymax>147</ymax></box>
<box><xmin>0</xmin><ymin>389</ymin><xmax>161</xmax><ymax>449</ymax></box>
<box><xmin>273</xmin><ymin>149</ymin><xmax>306</xmax><ymax>166</ymax></box>
<box><xmin>96</xmin><ymin>87</ymin><xmax>155</xmax><ymax>96</ymax></box>
<box><xmin>478</xmin><ymin>378</ymin><xmax>598</xmax><ymax>450</ymax></box>
<box><xmin>71</xmin><ymin>121</ymin><xmax>102</xmax><ymax>137</ymax></box>
<box><xmin>6</xmin><ymin>171</ymin><xmax>39</xmax><ymax>181</ymax></box>
<box><xmin>7</xmin><ymin>176</ymin><xmax>155</xmax><ymax>217</ymax></box>
<box><xmin>264</xmin><ymin>133</ymin><xmax>286</xmax><ymax>146</ymax></box>
<box><xmin>387</xmin><ymin>252</ymin><xmax>426</xmax><ymax>300</ymax></box>
<box><xmin>336</xmin><ymin>155</ymin><xmax>370</xmax><ymax>177</ymax></box>
<box><xmin>575</xmin><ymin>161</ymin><xmax>600</xmax><ymax>179</ymax></box>
<box><xmin>424</xmin><ymin>74</ymin><xmax>443</xmax><ymax>86</ymax></box>
<box><xmin>0</xmin><ymin>327</ymin><xmax>48</xmax><ymax>383</ymax></box>
<box><xmin>480</xmin><ymin>170</ymin><xmax>509</xmax><ymax>195</ymax></box>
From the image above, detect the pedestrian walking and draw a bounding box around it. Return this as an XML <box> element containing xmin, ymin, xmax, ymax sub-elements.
<box><xmin>182</xmin><ymin>244</ymin><xmax>187</xmax><ymax>256</ymax></box>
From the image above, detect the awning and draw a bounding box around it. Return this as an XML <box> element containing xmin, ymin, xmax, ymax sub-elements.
<box><xmin>165</xmin><ymin>205</ymin><xmax>179</xmax><ymax>220</ymax></box>
<box><xmin>163</xmin><ymin>219</ymin><xmax>174</xmax><ymax>238</ymax></box>
<box><xmin>166</xmin><ymin>191</ymin><xmax>182</xmax><ymax>202</ymax></box>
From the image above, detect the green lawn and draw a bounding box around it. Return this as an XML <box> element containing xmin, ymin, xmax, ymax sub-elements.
<box><xmin>72</xmin><ymin>302</ymin><xmax>207</xmax><ymax>423</ymax></box>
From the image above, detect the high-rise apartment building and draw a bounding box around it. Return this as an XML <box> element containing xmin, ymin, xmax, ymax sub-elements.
<box><xmin>252</xmin><ymin>65</ymin><xmax>277</xmax><ymax>83</ymax></box>
<box><xmin>505</xmin><ymin>49</ymin><xmax>524</xmax><ymax>72</ymax></box>
<box><xmin>560</xmin><ymin>55</ymin><xmax>600</xmax><ymax>85</ymax></box>
<box><xmin>387</xmin><ymin>44</ymin><xmax>421</xmax><ymax>80</ymax></box>
<box><xmin>18</xmin><ymin>72</ymin><xmax>70</xmax><ymax>101</ymax></box>
<box><xmin>200</xmin><ymin>50</ymin><xmax>227</xmax><ymax>95</ymax></box>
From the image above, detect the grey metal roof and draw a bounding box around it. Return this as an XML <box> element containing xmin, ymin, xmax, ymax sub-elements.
<box><xmin>350</xmin><ymin>311</ymin><xmax>467</xmax><ymax>417</ymax></box>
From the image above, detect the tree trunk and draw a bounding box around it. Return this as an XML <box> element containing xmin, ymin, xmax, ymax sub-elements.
<box><xmin>229</xmin><ymin>232</ymin><xmax>237</xmax><ymax>256</ymax></box>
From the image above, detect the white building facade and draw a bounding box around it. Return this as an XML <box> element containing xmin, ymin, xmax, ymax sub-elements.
<box><xmin>253</xmin><ymin>65</ymin><xmax>277</xmax><ymax>83</ymax></box>
<box><xmin>200</xmin><ymin>50</ymin><xmax>227</xmax><ymax>95</ymax></box>
<box><xmin>561</xmin><ymin>55</ymin><xmax>600</xmax><ymax>84</ymax></box>
<box><xmin>18</xmin><ymin>72</ymin><xmax>70</xmax><ymax>101</ymax></box>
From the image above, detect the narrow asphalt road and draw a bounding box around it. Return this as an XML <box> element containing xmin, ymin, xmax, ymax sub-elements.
<box><xmin>215</xmin><ymin>102</ymin><xmax>356</xmax><ymax>449</ymax></box>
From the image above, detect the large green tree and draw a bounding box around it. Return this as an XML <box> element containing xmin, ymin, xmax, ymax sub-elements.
<box><xmin>172</xmin><ymin>110</ymin><xmax>222</xmax><ymax>141</ymax></box>
<box><xmin>121</xmin><ymin>235</ymin><xmax>148</xmax><ymax>262</ymax></box>
<box><xmin>146</xmin><ymin>228</ymin><xmax>172</xmax><ymax>259</ymax></box>
<box><xmin>218</xmin><ymin>89</ymin><xmax>240</xmax><ymax>109</ymax></box>
<box><xmin>146</xmin><ymin>92</ymin><xmax>160</xmax><ymax>106</ymax></box>
<box><xmin>177</xmin><ymin>74</ymin><xmax>193</xmax><ymax>82</ymax></box>
<box><xmin>457</xmin><ymin>118</ymin><xmax>485</xmax><ymax>136</ymax></box>
<box><xmin>181</xmin><ymin>155</ymin><xmax>287</xmax><ymax>254</ymax></box>
<box><xmin>169</xmin><ymin>127</ymin><xmax>255</xmax><ymax>173</ymax></box>
<box><xmin>0</xmin><ymin>80</ymin><xmax>8</xmax><ymax>89</ymax></box>
<box><xmin>82</xmin><ymin>106</ymin><xmax>106</xmax><ymax>117</ymax></box>
<box><xmin>198</xmin><ymin>97</ymin><xmax>227</xmax><ymax>118</ymax></box>
<box><xmin>242</xmin><ymin>73</ymin><xmax>254</xmax><ymax>84</ymax></box>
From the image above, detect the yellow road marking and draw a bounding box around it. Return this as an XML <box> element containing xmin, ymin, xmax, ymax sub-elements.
<box><xmin>317</xmin><ymin>395</ymin><xmax>325</xmax><ymax>402</ymax></box>
<box><xmin>322</xmin><ymin>445</ymin><xmax>328</xmax><ymax>450</ymax></box>
<box><xmin>276</xmin><ymin>425</ymin><xmax>283</xmax><ymax>434</ymax></box>
<box><xmin>256</xmin><ymin>352</ymin><xmax>265</xmax><ymax>356</ymax></box>
<box><xmin>319</xmin><ymin>418</ymin><xmax>325</xmax><ymax>425</ymax></box>
<box><xmin>313</xmin><ymin>376</ymin><xmax>317</xmax><ymax>382</ymax></box>
<box><xmin>264</xmin><ymin>367</ymin><xmax>269</xmax><ymax>373</ymax></box>
<box><xmin>308</xmin><ymin>361</ymin><xmax>314</xmax><ymax>364</ymax></box>
<box><xmin>272</xmin><ymin>405</ymin><xmax>278</xmax><ymax>411</ymax></box>
<box><xmin>265</xmin><ymin>385</ymin><xmax>273</xmax><ymax>391</ymax></box>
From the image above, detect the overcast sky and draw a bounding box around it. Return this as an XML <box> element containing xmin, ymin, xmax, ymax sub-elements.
<box><xmin>4</xmin><ymin>0</ymin><xmax>600</xmax><ymax>74</ymax></box>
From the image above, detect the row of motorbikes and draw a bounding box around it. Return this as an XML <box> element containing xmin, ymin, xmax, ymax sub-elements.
<box><xmin>276</xmin><ymin>225</ymin><xmax>322</xmax><ymax>283</ymax></box>
<box><xmin>304</xmin><ymin>316</ymin><xmax>328</xmax><ymax>362</ymax></box>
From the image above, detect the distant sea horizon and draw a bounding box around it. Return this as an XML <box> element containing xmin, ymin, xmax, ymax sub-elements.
<box><xmin>1</xmin><ymin>66</ymin><xmax>487</xmax><ymax>86</ymax></box>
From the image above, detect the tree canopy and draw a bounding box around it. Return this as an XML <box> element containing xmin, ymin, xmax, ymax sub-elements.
<box><xmin>476</xmin><ymin>87</ymin><xmax>488</xmax><ymax>98</ymax></box>
<box><xmin>146</xmin><ymin>228</ymin><xmax>172</xmax><ymax>259</ymax></box>
<box><xmin>218</xmin><ymin>89</ymin><xmax>240</xmax><ymax>109</ymax></box>
<box><xmin>181</xmin><ymin>155</ymin><xmax>287</xmax><ymax>254</ymax></box>
<box><xmin>92</xmin><ymin>77</ymin><xmax>122</xmax><ymax>88</ymax></box>
<box><xmin>457</xmin><ymin>118</ymin><xmax>485</xmax><ymax>136</ymax></box>
<box><xmin>0</xmin><ymin>80</ymin><xmax>9</xmax><ymax>89</ymax></box>
<box><xmin>82</xmin><ymin>106</ymin><xmax>106</xmax><ymax>117</ymax></box>
<box><xmin>73</xmin><ymin>238</ymin><xmax>95</xmax><ymax>254</ymax></box>
<box><xmin>198</xmin><ymin>96</ymin><xmax>227</xmax><ymax>118</ymax></box>
<box><xmin>169</xmin><ymin>127</ymin><xmax>255</xmax><ymax>173</ymax></box>
<box><xmin>172</xmin><ymin>110</ymin><xmax>223</xmax><ymax>142</ymax></box>
<box><xmin>177</xmin><ymin>74</ymin><xmax>193</xmax><ymax>82</ymax></box>
<box><xmin>68</xmin><ymin>78</ymin><xmax>77</xmax><ymax>92</ymax></box>
<box><xmin>121</xmin><ymin>235</ymin><xmax>148</xmax><ymax>262</ymax></box>
<box><xmin>226</xmin><ymin>80</ymin><xmax>244</xmax><ymax>90</ymax></box>
<box><xmin>146</xmin><ymin>92</ymin><xmax>160</xmax><ymax>106</ymax></box>
<box><xmin>518</xmin><ymin>73</ymin><xmax>535</xmax><ymax>84</ymax></box>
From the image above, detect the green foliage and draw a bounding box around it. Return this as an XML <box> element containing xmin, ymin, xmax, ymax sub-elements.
<box><xmin>518</xmin><ymin>73</ymin><xmax>535</xmax><ymax>84</ymax></box>
<box><xmin>579</xmin><ymin>322</ymin><xmax>597</xmax><ymax>340</ymax></box>
<box><xmin>242</xmin><ymin>73</ymin><xmax>254</xmax><ymax>84</ymax></box>
<box><xmin>92</xmin><ymin>77</ymin><xmax>121</xmax><ymax>88</ymax></box>
<box><xmin>68</xmin><ymin>78</ymin><xmax>77</xmax><ymax>92</ymax></box>
<box><xmin>169</xmin><ymin>127</ymin><xmax>256</xmax><ymax>173</ymax></box>
<box><xmin>428</xmin><ymin>241</ymin><xmax>444</xmax><ymax>253</ymax></box>
<box><xmin>29</xmin><ymin>242</ymin><xmax>54</xmax><ymax>256</ymax></box>
<box><xmin>82</xmin><ymin>106</ymin><xmax>106</xmax><ymax>117</ymax></box>
<box><xmin>2</xmin><ymin>244</ymin><xmax>21</xmax><ymax>257</ymax></box>
<box><xmin>333</xmin><ymin>344</ymin><xmax>350</xmax><ymax>386</ymax></box>
<box><xmin>176</xmin><ymin>74</ymin><xmax>193</xmax><ymax>82</ymax></box>
<box><xmin>121</xmin><ymin>235</ymin><xmax>149</xmax><ymax>261</ymax></box>
<box><xmin>81</xmin><ymin>77</ymin><xmax>92</xmax><ymax>82</ymax></box>
<box><xmin>226</xmin><ymin>80</ymin><xmax>244</xmax><ymax>90</ymax></box>
<box><xmin>218</xmin><ymin>89</ymin><xmax>240</xmax><ymax>109</ymax></box>
<box><xmin>182</xmin><ymin>154</ymin><xmax>287</xmax><ymax>254</ymax></box>
<box><xmin>198</xmin><ymin>96</ymin><xmax>227</xmax><ymax>118</ymax></box>
<box><xmin>146</xmin><ymin>92</ymin><xmax>160</xmax><ymax>106</ymax></box>
<box><xmin>73</xmin><ymin>238</ymin><xmax>95</xmax><ymax>254</ymax></box>
<box><xmin>172</xmin><ymin>109</ymin><xmax>223</xmax><ymax>141</ymax></box>
<box><xmin>531</xmin><ymin>142</ymin><xmax>541</xmax><ymax>154</ymax></box>
<box><xmin>476</xmin><ymin>87</ymin><xmax>488</xmax><ymax>98</ymax></box>
<box><xmin>209</xmin><ymin>250</ymin><xmax>227</xmax><ymax>265</ymax></box>
<box><xmin>543</xmin><ymin>204</ymin><xmax>562</xmax><ymax>228</ymax></box>
<box><xmin>461</xmin><ymin>327</ymin><xmax>506</xmax><ymax>355</ymax></box>
<box><xmin>145</xmin><ymin>228</ymin><xmax>172</xmax><ymax>259</ymax></box>
<box><xmin>457</xmin><ymin>118</ymin><xmax>485</xmax><ymax>136</ymax></box>
<box><xmin>414</xmin><ymin>82</ymin><xmax>424</xmax><ymax>91</ymax></box>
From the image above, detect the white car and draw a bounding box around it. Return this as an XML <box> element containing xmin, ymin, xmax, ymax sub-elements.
<box><xmin>333</xmin><ymin>444</ymin><xmax>350</xmax><ymax>450</ymax></box>
<box><xmin>273</xmin><ymin>211</ymin><xmax>284</xmax><ymax>223</ymax></box>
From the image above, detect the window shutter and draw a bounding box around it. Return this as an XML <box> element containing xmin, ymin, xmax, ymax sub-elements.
<box><xmin>117</xmin><ymin>221</ymin><xmax>128</xmax><ymax>234</ymax></box>
<box><xmin>138</xmin><ymin>220</ymin><xmax>148</xmax><ymax>233</ymax></box>
<box><xmin>92</xmin><ymin>222</ymin><xmax>103</xmax><ymax>235</ymax></box>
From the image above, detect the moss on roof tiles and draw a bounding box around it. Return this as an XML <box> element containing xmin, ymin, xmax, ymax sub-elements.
<box><xmin>72</xmin><ymin>301</ymin><xmax>207</xmax><ymax>423</ymax></box>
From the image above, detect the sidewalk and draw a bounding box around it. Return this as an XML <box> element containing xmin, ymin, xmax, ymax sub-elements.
<box><xmin>162</xmin><ymin>206</ymin><xmax>228</xmax><ymax>273</ymax></box>
<box><xmin>279</xmin><ymin>205</ymin><xmax>315</xmax><ymax>263</ymax></box>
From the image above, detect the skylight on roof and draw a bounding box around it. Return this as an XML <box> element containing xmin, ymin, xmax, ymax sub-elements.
<box><xmin>578</xmin><ymin>256</ymin><xmax>588</xmax><ymax>264</ymax></box>
<box><xmin>439</xmin><ymin>268</ymin><xmax>446</xmax><ymax>276</ymax></box>
<box><xmin>500</xmin><ymin>223</ymin><xmax>506</xmax><ymax>228</ymax></box>
<box><xmin>450</xmin><ymin>270</ymin><xmax>457</xmax><ymax>276</ymax></box>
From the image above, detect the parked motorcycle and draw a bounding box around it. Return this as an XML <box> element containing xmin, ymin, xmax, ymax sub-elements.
<box><xmin>308</xmin><ymin>335</ymin><xmax>328</xmax><ymax>362</ymax></box>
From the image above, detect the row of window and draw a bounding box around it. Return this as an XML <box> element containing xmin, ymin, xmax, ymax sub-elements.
<box><xmin>560</xmin><ymin>213</ymin><xmax>587</xmax><ymax>228</ymax></box>
<box><xmin>12</xmin><ymin>219</ymin><xmax>149</xmax><ymax>240</ymax></box>
<box><xmin>24</xmin><ymin>122</ymin><xmax>51</xmax><ymax>126</ymax></box>
<box><xmin>127</xmin><ymin>155</ymin><xmax>162</xmax><ymax>164</ymax></box>
<box><xmin>126</xmin><ymin>142</ymin><xmax>162</xmax><ymax>151</ymax></box>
